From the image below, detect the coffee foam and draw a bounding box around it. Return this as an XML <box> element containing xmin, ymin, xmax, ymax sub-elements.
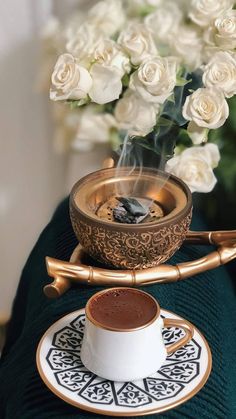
<box><xmin>88</xmin><ymin>289</ymin><xmax>157</xmax><ymax>330</ymax></box>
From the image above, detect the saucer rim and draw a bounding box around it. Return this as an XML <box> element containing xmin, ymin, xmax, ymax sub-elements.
<box><xmin>36</xmin><ymin>308</ymin><xmax>212</xmax><ymax>417</ymax></box>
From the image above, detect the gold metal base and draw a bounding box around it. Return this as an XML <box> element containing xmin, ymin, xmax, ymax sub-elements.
<box><xmin>44</xmin><ymin>229</ymin><xmax>236</xmax><ymax>298</ymax></box>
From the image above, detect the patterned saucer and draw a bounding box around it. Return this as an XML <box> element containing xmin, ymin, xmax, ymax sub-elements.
<box><xmin>36</xmin><ymin>309</ymin><xmax>212</xmax><ymax>417</ymax></box>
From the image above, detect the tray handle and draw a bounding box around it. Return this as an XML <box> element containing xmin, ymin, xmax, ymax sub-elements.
<box><xmin>44</xmin><ymin>239</ymin><xmax>236</xmax><ymax>298</ymax></box>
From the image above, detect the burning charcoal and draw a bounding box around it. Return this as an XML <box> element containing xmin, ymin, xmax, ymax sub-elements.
<box><xmin>113</xmin><ymin>205</ymin><xmax>137</xmax><ymax>224</ymax></box>
<box><xmin>113</xmin><ymin>198</ymin><xmax>150</xmax><ymax>224</ymax></box>
<box><xmin>116</xmin><ymin>197</ymin><xmax>148</xmax><ymax>216</ymax></box>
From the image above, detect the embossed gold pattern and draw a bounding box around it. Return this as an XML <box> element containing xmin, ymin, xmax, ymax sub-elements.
<box><xmin>70</xmin><ymin>207</ymin><xmax>192</xmax><ymax>269</ymax></box>
<box><xmin>69</xmin><ymin>167</ymin><xmax>192</xmax><ymax>269</ymax></box>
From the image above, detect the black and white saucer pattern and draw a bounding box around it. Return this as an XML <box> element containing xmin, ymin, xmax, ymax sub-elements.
<box><xmin>37</xmin><ymin>309</ymin><xmax>212</xmax><ymax>416</ymax></box>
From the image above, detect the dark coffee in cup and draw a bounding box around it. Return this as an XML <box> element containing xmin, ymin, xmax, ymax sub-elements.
<box><xmin>87</xmin><ymin>288</ymin><xmax>158</xmax><ymax>330</ymax></box>
<box><xmin>82</xmin><ymin>287</ymin><xmax>194</xmax><ymax>381</ymax></box>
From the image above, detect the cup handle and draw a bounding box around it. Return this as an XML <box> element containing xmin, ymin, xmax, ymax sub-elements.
<box><xmin>163</xmin><ymin>318</ymin><xmax>194</xmax><ymax>354</ymax></box>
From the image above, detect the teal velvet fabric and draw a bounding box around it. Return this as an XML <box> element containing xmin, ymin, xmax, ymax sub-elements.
<box><xmin>0</xmin><ymin>198</ymin><xmax>235</xmax><ymax>419</ymax></box>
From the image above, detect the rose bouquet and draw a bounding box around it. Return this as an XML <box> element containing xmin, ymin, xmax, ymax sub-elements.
<box><xmin>44</xmin><ymin>0</ymin><xmax>236</xmax><ymax>193</ymax></box>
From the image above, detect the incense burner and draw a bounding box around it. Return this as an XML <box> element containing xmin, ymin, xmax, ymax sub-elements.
<box><xmin>69</xmin><ymin>167</ymin><xmax>192</xmax><ymax>269</ymax></box>
<box><xmin>45</xmin><ymin>163</ymin><xmax>235</xmax><ymax>297</ymax></box>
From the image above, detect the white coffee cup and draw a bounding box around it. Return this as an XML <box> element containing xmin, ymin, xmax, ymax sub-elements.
<box><xmin>81</xmin><ymin>288</ymin><xmax>194</xmax><ymax>382</ymax></box>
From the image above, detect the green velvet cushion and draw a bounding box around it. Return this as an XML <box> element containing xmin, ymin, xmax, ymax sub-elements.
<box><xmin>0</xmin><ymin>198</ymin><xmax>235</xmax><ymax>419</ymax></box>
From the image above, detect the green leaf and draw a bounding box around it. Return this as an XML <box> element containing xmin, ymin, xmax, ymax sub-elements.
<box><xmin>139</xmin><ymin>5</ymin><xmax>156</xmax><ymax>16</ymax></box>
<box><xmin>110</xmin><ymin>129</ymin><xmax>122</xmax><ymax>151</ymax></box>
<box><xmin>167</xmin><ymin>93</ymin><xmax>175</xmax><ymax>104</ymax></box>
<box><xmin>134</xmin><ymin>139</ymin><xmax>161</xmax><ymax>155</ymax></box>
<box><xmin>176</xmin><ymin>66</ymin><xmax>183</xmax><ymax>78</ymax></box>
<box><xmin>176</xmin><ymin>77</ymin><xmax>192</xmax><ymax>87</ymax></box>
<box><xmin>132</xmin><ymin>125</ymin><xmax>179</xmax><ymax>161</ymax></box>
<box><xmin>155</xmin><ymin>117</ymin><xmax>176</xmax><ymax>128</ymax></box>
<box><xmin>122</xmin><ymin>73</ymin><xmax>130</xmax><ymax>87</ymax></box>
<box><xmin>104</xmin><ymin>102</ymin><xmax>115</xmax><ymax>114</ymax></box>
<box><xmin>67</xmin><ymin>98</ymin><xmax>90</xmax><ymax>109</ymax></box>
<box><xmin>177</xmin><ymin>128</ymin><xmax>192</xmax><ymax>147</ymax></box>
<box><xmin>179</xmin><ymin>128</ymin><xmax>188</xmax><ymax>136</ymax></box>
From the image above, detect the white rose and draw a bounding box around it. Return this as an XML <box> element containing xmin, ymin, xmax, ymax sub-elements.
<box><xmin>204</xmin><ymin>10</ymin><xmax>236</xmax><ymax>50</ymax></box>
<box><xmin>187</xmin><ymin>122</ymin><xmax>209</xmax><ymax>144</ymax></box>
<box><xmin>89</xmin><ymin>64</ymin><xmax>123</xmax><ymax>105</ymax></box>
<box><xmin>114</xmin><ymin>90</ymin><xmax>159</xmax><ymax>136</ymax></box>
<box><xmin>165</xmin><ymin>144</ymin><xmax>220</xmax><ymax>193</ymax></box>
<box><xmin>50</xmin><ymin>53</ymin><xmax>93</xmax><ymax>101</ymax></box>
<box><xmin>87</xmin><ymin>0</ymin><xmax>125</xmax><ymax>36</ymax></box>
<box><xmin>202</xmin><ymin>143</ymin><xmax>221</xmax><ymax>168</ymax></box>
<box><xmin>202</xmin><ymin>45</ymin><xmax>224</xmax><ymax>62</ymax></box>
<box><xmin>92</xmin><ymin>40</ymin><xmax>130</xmax><ymax>76</ymax></box>
<box><xmin>72</xmin><ymin>107</ymin><xmax>117</xmax><ymax>151</ymax></box>
<box><xmin>126</xmin><ymin>0</ymin><xmax>162</xmax><ymax>7</ymax></box>
<box><xmin>202</xmin><ymin>51</ymin><xmax>236</xmax><ymax>98</ymax></box>
<box><xmin>189</xmin><ymin>0</ymin><xmax>234</xmax><ymax>27</ymax></box>
<box><xmin>170</xmin><ymin>24</ymin><xmax>203</xmax><ymax>70</ymax></box>
<box><xmin>118</xmin><ymin>23</ymin><xmax>157</xmax><ymax>66</ymax></box>
<box><xmin>145</xmin><ymin>0</ymin><xmax>162</xmax><ymax>5</ymax></box>
<box><xmin>124</xmin><ymin>0</ymin><xmax>162</xmax><ymax>17</ymax></box>
<box><xmin>145</xmin><ymin>2</ymin><xmax>183</xmax><ymax>44</ymax></box>
<box><xmin>182</xmin><ymin>143</ymin><xmax>221</xmax><ymax>168</ymax></box>
<box><xmin>66</xmin><ymin>23</ymin><xmax>104</xmax><ymax>66</ymax></box>
<box><xmin>183</xmin><ymin>87</ymin><xmax>229</xmax><ymax>129</ymax></box>
<box><xmin>214</xmin><ymin>10</ymin><xmax>236</xmax><ymax>48</ymax></box>
<box><xmin>175</xmin><ymin>0</ymin><xmax>189</xmax><ymax>13</ymax></box>
<box><xmin>130</xmin><ymin>56</ymin><xmax>178</xmax><ymax>104</ymax></box>
<box><xmin>63</xmin><ymin>12</ymin><xmax>86</xmax><ymax>41</ymax></box>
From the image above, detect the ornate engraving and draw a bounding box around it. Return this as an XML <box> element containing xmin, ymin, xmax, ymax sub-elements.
<box><xmin>143</xmin><ymin>379</ymin><xmax>183</xmax><ymax>401</ymax></box>
<box><xmin>166</xmin><ymin>340</ymin><xmax>202</xmax><ymax>362</ymax></box>
<box><xmin>162</xmin><ymin>327</ymin><xmax>186</xmax><ymax>346</ymax></box>
<box><xmin>70</xmin><ymin>314</ymin><xmax>86</xmax><ymax>331</ymax></box>
<box><xmin>52</xmin><ymin>326</ymin><xmax>83</xmax><ymax>350</ymax></box>
<box><xmin>70</xmin><ymin>205</ymin><xmax>192</xmax><ymax>269</ymax></box>
<box><xmin>46</xmin><ymin>348</ymin><xmax>82</xmax><ymax>371</ymax></box>
<box><xmin>115</xmin><ymin>383</ymin><xmax>152</xmax><ymax>407</ymax></box>
<box><xmin>55</xmin><ymin>369</ymin><xmax>94</xmax><ymax>392</ymax></box>
<box><xmin>158</xmin><ymin>361</ymin><xmax>199</xmax><ymax>383</ymax></box>
<box><xmin>79</xmin><ymin>380</ymin><xmax>114</xmax><ymax>405</ymax></box>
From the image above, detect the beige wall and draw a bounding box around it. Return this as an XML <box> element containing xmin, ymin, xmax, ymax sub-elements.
<box><xmin>0</xmin><ymin>1</ymin><xmax>67</xmax><ymax>320</ymax></box>
<box><xmin>0</xmin><ymin>0</ymin><xmax>103</xmax><ymax>321</ymax></box>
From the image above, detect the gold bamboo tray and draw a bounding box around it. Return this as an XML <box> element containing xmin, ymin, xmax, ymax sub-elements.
<box><xmin>44</xmin><ymin>230</ymin><xmax>236</xmax><ymax>298</ymax></box>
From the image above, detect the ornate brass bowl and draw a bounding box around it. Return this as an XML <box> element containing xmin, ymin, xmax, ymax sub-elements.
<box><xmin>69</xmin><ymin>167</ymin><xmax>192</xmax><ymax>269</ymax></box>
